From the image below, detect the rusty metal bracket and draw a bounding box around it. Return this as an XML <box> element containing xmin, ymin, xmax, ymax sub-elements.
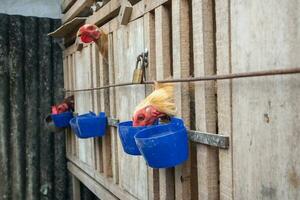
<box><xmin>188</xmin><ymin>130</ymin><xmax>229</xmax><ymax>149</ymax></box>
<box><xmin>106</xmin><ymin>118</ymin><xmax>229</xmax><ymax>149</ymax></box>
<box><xmin>107</xmin><ymin>118</ymin><xmax>120</xmax><ymax>127</ymax></box>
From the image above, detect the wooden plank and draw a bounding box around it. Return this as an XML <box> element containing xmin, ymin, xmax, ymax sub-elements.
<box><xmin>68</xmin><ymin>155</ymin><xmax>138</xmax><ymax>200</ymax></box>
<box><xmin>48</xmin><ymin>17</ymin><xmax>86</xmax><ymax>38</ymax></box>
<box><xmin>70</xmin><ymin>54</ymin><xmax>79</xmax><ymax>158</ymax></box>
<box><xmin>72</xmin><ymin>175</ymin><xmax>81</xmax><ymax>200</ymax></box>
<box><xmin>85</xmin><ymin>0</ymin><xmax>170</xmax><ymax>28</ymax></box>
<box><xmin>171</xmin><ymin>0</ymin><xmax>192</xmax><ymax>199</ymax></box>
<box><xmin>215</xmin><ymin>0</ymin><xmax>233</xmax><ymax>199</ymax></box>
<box><xmin>63</xmin><ymin>56</ymin><xmax>72</xmax><ymax>157</ymax></box>
<box><xmin>99</xmin><ymin>37</ymin><xmax>113</xmax><ymax>178</ymax></box>
<box><xmin>90</xmin><ymin>43</ymin><xmax>104</xmax><ymax>173</ymax></box>
<box><xmin>74</xmin><ymin>45</ymin><xmax>95</xmax><ymax>167</ymax></box>
<box><xmin>154</xmin><ymin>5</ymin><xmax>175</xmax><ymax>200</ymax></box>
<box><xmin>61</xmin><ymin>0</ymin><xmax>77</xmax><ymax>13</ymax></box>
<box><xmin>68</xmin><ymin>162</ymin><xmax>118</xmax><ymax>200</ymax></box>
<box><xmin>143</xmin><ymin>12</ymin><xmax>159</xmax><ymax>200</ymax></box>
<box><xmin>108</xmin><ymin>32</ymin><xmax>119</xmax><ymax>184</ymax></box>
<box><xmin>229</xmin><ymin>1</ymin><xmax>300</xmax><ymax>199</ymax></box>
<box><xmin>192</xmin><ymin>0</ymin><xmax>219</xmax><ymax>199</ymax></box>
<box><xmin>62</xmin><ymin>0</ymin><xmax>94</xmax><ymax>23</ymax></box>
<box><xmin>113</xmin><ymin>18</ymin><xmax>148</xmax><ymax>200</ymax></box>
<box><xmin>119</xmin><ymin>0</ymin><xmax>133</xmax><ymax>25</ymax></box>
<box><xmin>86</xmin><ymin>0</ymin><xmax>121</xmax><ymax>26</ymax></box>
<box><xmin>155</xmin><ymin>5</ymin><xmax>171</xmax><ymax>79</ymax></box>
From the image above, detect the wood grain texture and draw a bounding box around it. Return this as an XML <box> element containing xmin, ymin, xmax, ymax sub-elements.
<box><xmin>72</xmin><ymin>175</ymin><xmax>81</xmax><ymax>200</ymax></box>
<box><xmin>90</xmin><ymin>43</ymin><xmax>104</xmax><ymax>173</ymax></box>
<box><xmin>230</xmin><ymin>0</ymin><xmax>300</xmax><ymax>199</ymax></box>
<box><xmin>215</xmin><ymin>0</ymin><xmax>233</xmax><ymax>199</ymax></box>
<box><xmin>74</xmin><ymin>45</ymin><xmax>95</xmax><ymax>167</ymax></box>
<box><xmin>99</xmin><ymin>40</ymin><xmax>113</xmax><ymax>177</ymax></box>
<box><xmin>113</xmin><ymin>18</ymin><xmax>148</xmax><ymax>200</ymax></box>
<box><xmin>192</xmin><ymin>0</ymin><xmax>219</xmax><ymax>199</ymax></box>
<box><xmin>154</xmin><ymin>5</ymin><xmax>175</xmax><ymax>200</ymax></box>
<box><xmin>171</xmin><ymin>0</ymin><xmax>192</xmax><ymax>199</ymax></box>
<box><xmin>68</xmin><ymin>155</ymin><xmax>138</xmax><ymax>200</ymax></box>
<box><xmin>62</xmin><ymin>0</ymin><xmax>94</xmax><ymax>23</ymax></box>
<box><xmin>144</xmin><ymin>12</ymin><xmax>159</xmax><ymax>200</ymax></box>
<box><xmin>86</xmin><ymin>0</ymin><xmax>121</xmax><ymax>26</ymax></box>
<box><xmin>68</xmin><ymin>162</ymin><xmax>118</xmax><ymax>200</ymax></box>
<box><xmin>108</xmin><ymin>32</ymin><xmax>119</xmax><ymax>184</ymax></box>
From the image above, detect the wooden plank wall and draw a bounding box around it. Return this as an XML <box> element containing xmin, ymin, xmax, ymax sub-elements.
<box><xmin>217</xmin><ymin>0</ymin><xmax>300</xmax><ymax>199</ymax></box>
<box><xmin>63</xmin><ymin>0</ymin><xmax>218</xmax><ymax>199</ymax></box>
<box><xmin>63</xmin><ymin>0</ymin><xmax>300</xmax><ymax>199</ymax></box>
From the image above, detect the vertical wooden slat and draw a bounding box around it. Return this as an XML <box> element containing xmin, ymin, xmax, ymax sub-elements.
<box><xmin>154</xmin><ymin>5</ymin><xmax>175</xmax><ymax>200</ymax></box>
<box><xmin>70</xmin><ymin>54</ymin><xmax>78</xmax><ymax>157</ymax></box>
<box><xmin>144</xmin><ymin>12</ymin><xmax>159</xmax><ymax>200</ymax></box>
<box><xmin>192</xmin><ymin>0</ymin><xmax>219</xmax><ymax>199</ymax></box>
<box><xmin>108</xmin><ymin>32</ymin><xmax>119</xmax><ymax>184</ymax></box>
<box><xmin>99</xmin><ymin>48</ymin><xmax>113</xmax><ymax>177</ymax></box>
<box><xmin>72</xmin><ymin>175</ymin><xmax>81</xmax><ymax>200</ymax></box>
<box><xmin>91</xmin><ymin>43</ymin><xmax>104</xmax><ymax>173</ymax></box>
<box><xmin>24</xmin><ymin>16</ymin><xmax>40</xmax><ymax>200</ymax></box>
<box><xmin>74</xmin><ymin>46</ymin><xmax>94</xmax><ymax>166</ymax></box>
<box><xmin>215</xmin><ymin>0</ymin><xmax>233</xmax><ymax>199</ymax></box>
<box><xmin>38</xmin><ymin>17</ymin><xmax>54</xmax><ymax>200</ymax></box>
<box><xmin>0</xmin><ymin>13</ymin><xmax>11</xmax><ymax>200</ymax></box>
<box><xmin>114</xmin><ymin>18</ymin><xmax>148</xmax><ymax>200</ymax></box>
<box><xmin>64</xmin><ymin>56</ymin><xmax>72</xmax><ymax>157</ymax></box>
<box><xmin>171</xmin><ymin>0</ymin><xmax>192</xmax><ymax>199</ymax></box>
<box><xmin>9</xmin><ymin>15</ymin><xmax>26</xmax><ymax>200</ymax></box>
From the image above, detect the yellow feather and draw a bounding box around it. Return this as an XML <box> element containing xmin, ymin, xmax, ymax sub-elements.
<box><xmin>134</xmin><ymin>82</ymin><xmax>176</xmax><ymax>116</ymax></box>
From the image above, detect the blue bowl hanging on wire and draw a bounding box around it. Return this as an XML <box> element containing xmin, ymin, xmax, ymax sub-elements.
<box><xmin>70</xmin><ymin>112</ymin><xmax>107</xmax><ymax>138</ymax></box>
<box><xmin>51</xmin><ymin>111</ymin><xmax>73</xmax><ymax>128</ymax></box>
<box><xmin>134</xmin><ymin>118</ymin><xmax>189</xmax><ymax>168</ymax></box>
<box><xmin>118</xmin><ymin>121</ymin><xmax>149</xmax><ymax>155</ymax></box>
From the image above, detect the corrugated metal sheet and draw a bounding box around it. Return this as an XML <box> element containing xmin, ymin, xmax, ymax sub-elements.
<box><xmin>0</xmin><ymin>14</ymin><xmax>69</xmax><ymax>200</ymax></box>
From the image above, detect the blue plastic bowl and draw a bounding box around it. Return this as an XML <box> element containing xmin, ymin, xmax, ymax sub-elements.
<box><xmin>118</xmin><ymin>121</ymin><xmax>150</xmax><ymax>155</ymax></box>
<box><xmin>134</xmin><ymin>118</ymin><xmax>189</xmax><ymax>168</ymax></box>
<box><xmin>70</xmin><ymin>112</ymin><xmax>107</xmax><ymax>138</ymax></box>
<box><xmin>51</xmin><ymin>111</ymin><xmax>73</xmax><ymax>128</ymax></box>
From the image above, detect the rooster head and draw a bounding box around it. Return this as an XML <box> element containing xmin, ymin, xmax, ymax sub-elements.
<box><xmin>132</xmin><ymin>82</ymin><xmax>176</xmax><ymax>127</ymax></box>
<box><xmin>132</xmin><ymin>105</ymin><xmax>166</xmax><ymax>127</ymax></box>
<box><xmin>77</xmin><ymin>24</ymin><xmax>101</xmax><ymax>43</ymax></box>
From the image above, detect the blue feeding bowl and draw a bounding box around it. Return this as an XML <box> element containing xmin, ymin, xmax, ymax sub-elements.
<box><xmin>118</xmin><ymin>121</ymin><xmax>149</xmax><ymax>155</ymax></box>
<box><xmin>70</xmin><ymin>112</ymin><xmax>107</xmax><ymax>139</ymax></box>
<box><xmin>134</xmin><ymin>118</ymin><xmax>189</xmax><ymax>168</ymax></box>
<box><xmin>51</xmin><ymin>111</ymin><xmax>73</xmax><ymax>128</ymax></box>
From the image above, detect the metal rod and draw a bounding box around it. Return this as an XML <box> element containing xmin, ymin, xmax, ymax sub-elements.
<box><xmin>65</xmin><ymin>67</ymin><xmax>300</xmax><ymax>93</ymax></box>
<box><xmin>107</xmin><ymin>118</ymin><xmax>229</xmax><ymax>149</ymax></box>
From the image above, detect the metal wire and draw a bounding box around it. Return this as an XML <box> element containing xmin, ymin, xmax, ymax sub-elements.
<box><xmin>65</xmin><ymin>67</ymin><xmax>300</xmax><ymax>93</ymax></box>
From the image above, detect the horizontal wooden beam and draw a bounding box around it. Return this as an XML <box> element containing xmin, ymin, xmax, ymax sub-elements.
<box><xmin>68</xmin><ymin>162</ymin><xmax>118</xmax><ymax>200</ymax></box>
<box><xmin>62</xmin><ymin>0</ymin><xmax>94</xmax><ymax>23</ymax></box>
<box><xmin>86</xmin><ymin>0</ymin><xmax>170</xmax><ymax>27</ymax></box>
<box><xmin>48</xmin><ymin>17</ymin><xmax>86</xmax><ymax>38</ymax></box>
<box><xmin>61</xmin><ymin>0</ymin><xmax>77</xmax><ymax>14</ymax></box>
<box><xmin>86</xmin><ymin>0</ymin><xmax>121</xmax><ymax>26</ymax></box>
<box><xmin>67</xmin><ymin>155</ymin><xmax>138</xmax><ymax>200</ymax></box>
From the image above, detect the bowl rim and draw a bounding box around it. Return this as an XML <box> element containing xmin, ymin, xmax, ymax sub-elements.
<box><xmin>134</xmin><ymin>126</ymin><xmax>187</xmax><ymax>140</ymax></box>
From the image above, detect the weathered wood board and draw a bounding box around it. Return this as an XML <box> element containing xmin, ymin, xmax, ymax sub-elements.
<box><xmin>217</xmin><ymin>0</ymin><xmax>300</xmax><ymax>199</ymax></box>
<box><xmin>74</xmin><ymin>45</ymin><xmax>95</xmax><ymax>167</ymax></box>
<box><xmin>192</xmin><ymin>0</ymin><xmax>219</xmax><ymax>199</ymax></box>
<box><xmin>113</xmin><ymin>17</ymin><xmax>149</xmax><ymax>200</ymax></box>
